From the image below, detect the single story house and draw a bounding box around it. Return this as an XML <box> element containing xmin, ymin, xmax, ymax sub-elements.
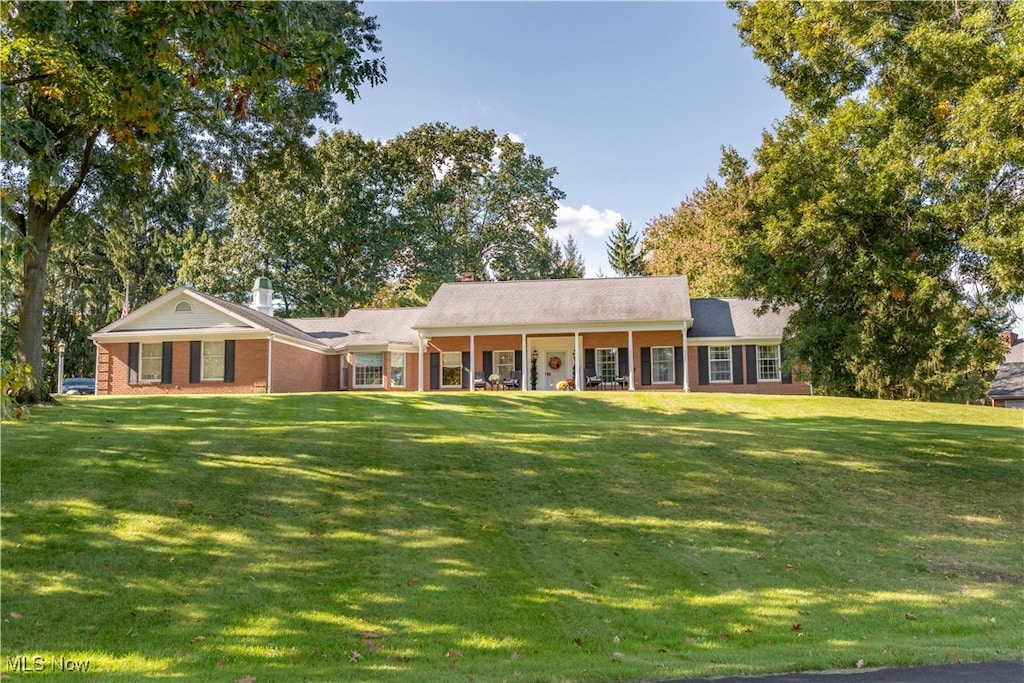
<box><xmin>987</xmin><ymin>332</ymin><xmax>1024</xmax><ymax>409</ymax></box>
<box><xmin>90</xmin><ymin>275</ymin><xmax>810</xmax><ymax>396</ymax></box>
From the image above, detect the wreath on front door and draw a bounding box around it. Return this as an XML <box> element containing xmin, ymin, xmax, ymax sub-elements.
<box><xmin>548</xmin><ymin>356</ymin><xmax>562</xmax><ymax>370</ymax></box>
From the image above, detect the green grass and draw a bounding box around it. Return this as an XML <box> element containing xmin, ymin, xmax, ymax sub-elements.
<box><xmin>2</xmin><ymin>393</ymin><xmax>1021</xmax><ymax>682</ymax></box>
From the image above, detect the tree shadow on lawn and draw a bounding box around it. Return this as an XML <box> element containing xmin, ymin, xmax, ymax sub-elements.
<box><xmin>2</xmin><ymin>394</ymin><xmax>1021</xmax><ymax>680</ymax></box>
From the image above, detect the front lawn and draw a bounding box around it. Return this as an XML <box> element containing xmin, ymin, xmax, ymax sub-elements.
<box><xmin>2</xmin><ymin>393</ymin><xmax>1021</xmax><ymax>681</ymax></box>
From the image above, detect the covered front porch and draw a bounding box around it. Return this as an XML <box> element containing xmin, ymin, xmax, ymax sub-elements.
<box><xmin>415</xmin><ymin>327</ymin><xmax>692</xmax><ymax>392</ymax></box>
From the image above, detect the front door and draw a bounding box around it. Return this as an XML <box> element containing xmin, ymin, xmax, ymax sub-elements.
<box><xmin>542</xmin><ymin>351</ymin><xmax>570</xmax><ymax>390</ymax></box>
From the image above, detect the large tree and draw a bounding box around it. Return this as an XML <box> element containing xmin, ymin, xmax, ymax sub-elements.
<box><xmin>389</xmin><ymin>123</ymin><xmax>565</xmax><ymax>298</ymax></box>
<box><xmin>1</xmin><ymin>0</ymin><xmax>385</xmax><ymax>399</ymax></box>
<box><xmin>731</xmin><ymin>0</ymin><xmax>1021</xmax><ymax>400</ymax></box>
<box><xmin>605</xmin><ymin>219</ymin><xmax>645</xmax><ymax>277</ymax></box>
<box><xmin>182</xmin><ymin>131</ymin><xmax>407</xmax><ymax>317</ymax></box>
<box><xmin>644</xmin><ymin>147</ymin><xmax>752</xmax><ymax>297</ymax></box>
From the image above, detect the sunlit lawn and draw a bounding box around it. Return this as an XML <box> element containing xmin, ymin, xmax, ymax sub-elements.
<box><xmin>2</xmin><ymin>392</ymin><xmax>1021</xmax><ymax>681</ymax></box>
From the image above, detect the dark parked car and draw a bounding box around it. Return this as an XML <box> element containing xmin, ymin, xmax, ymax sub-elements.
<box><xmin>61</xmin><ymin>377</ymin><xmax>96</xmax><ymax>395</ymax></box>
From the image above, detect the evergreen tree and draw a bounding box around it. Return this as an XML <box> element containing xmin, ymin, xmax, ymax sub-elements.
<box><xmin>605</xmin><ymin>219</ymin><xmax>645</xmax><ymax>276</ymax></box>
<box><xmin>562</xmin><ymin>233</ymin><xmax>586</xmax><ymax>278</ymax></box>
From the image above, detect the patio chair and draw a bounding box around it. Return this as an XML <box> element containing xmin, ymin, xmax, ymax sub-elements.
<box><xmin>501</xmin><ymin>370</ymin><xmax>522</xmax><ymax>389</ymax></box>
<box><xmin>584</xmin><ymin>367</ymin><xmax>602</xmax><ymax>389</ymax></box>
<box><xmin>473</xmin><ymin>371</ymin><xmax>488</xmax><ymax>390</ymax></box>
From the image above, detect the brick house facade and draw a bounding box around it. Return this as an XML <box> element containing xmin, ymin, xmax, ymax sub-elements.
<box><xmin>92</xmin><ymin>276</ymin><xmax>811</xmax><ymax>396</ymax></box>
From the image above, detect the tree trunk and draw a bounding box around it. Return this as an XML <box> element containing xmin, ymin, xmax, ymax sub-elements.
<box><xmin>17</xmin><ymin>200</ymin><xmax>54</xmax><ymax>402</ymax></box>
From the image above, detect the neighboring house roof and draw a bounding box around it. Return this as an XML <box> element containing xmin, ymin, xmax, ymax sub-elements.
<box><xmin>414</xmin><ymin>276</ymin><xmax>692</xmax><ymax>331</ymax></box>
<box><xmin>988</xmin><ymin>340</ymin><xmax>1024</xmax><ymax>399</ymax></box>
<box><xmin>289</xmin><ymin>308</ymin><xmax>425</xmax><ymax>350</ymax></box>
<box><xmin>688</xmin><ymin>298</ymin><xmax>793</xmax><ymax>339</ymax></box>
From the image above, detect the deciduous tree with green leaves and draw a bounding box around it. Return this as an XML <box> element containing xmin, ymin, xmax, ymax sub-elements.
<box><xmin>389</xmin><ymin>123</ymin><xmax>566</xmax><ymax>299</ymax></box>
<box><xmin>644</xmin><ymin>147</ymin><xmax>752</xmax><ymax>297</ymax></box>
<box><xmin>605</xmin><ymin>219</ymin><xmax>645</xmax><ymax>277</ymax></box>
<box><xmin>1</xmin><ymin>0</ymin><xmax>385</xmax><ymax>400</ymax></box>
<box><xmin>183</xmin><ymin>132</ymin><xmax>407</xmax><ymax>317</ymax></box>
<box><xmin>731</xmin><ymin>0</ymin><xmax>1021</xmax><ymax>400</ymax></box>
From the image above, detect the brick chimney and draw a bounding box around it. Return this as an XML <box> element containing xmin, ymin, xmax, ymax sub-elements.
<box><xmin>460</xmin><ymin>272</ymin><xmax>481</xmax><ymax>282</ymax></box>
<box><xmin>1000</xmin><ymin>331</ymin><xmax>1019</xmax><ymax>349</ymax></box>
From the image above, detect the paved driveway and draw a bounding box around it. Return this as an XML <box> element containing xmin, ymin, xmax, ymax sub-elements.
<box><xmin>657</xmin><ymin>660</ymin><xmax>1023</xmax><ymax>683</ymax></box>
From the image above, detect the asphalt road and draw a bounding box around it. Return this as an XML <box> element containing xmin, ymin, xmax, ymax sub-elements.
<box><xmin>657</xmin><ymin>660</ymin><xmax>1023</xmax><ymax>683</ymax></box>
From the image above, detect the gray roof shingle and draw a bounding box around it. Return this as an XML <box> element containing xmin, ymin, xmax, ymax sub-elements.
<box><xmin>414</xmin><ymin>276</ymin><xmax>691</xmax><ymax>330</ymax></box>
<box><xmin>988</xmin><ymin>340</ymin><xmax>1024</xmax><ymax>399</ymax></box>
<box><xmin>289</xmin><ymin>308</ymin><xmax>424</xmax><ymax>349</ymax></box>
<box><xmin>688</xmin><ymin>298</ymin><xmax>793</xmax><ymax>339</ymax></box>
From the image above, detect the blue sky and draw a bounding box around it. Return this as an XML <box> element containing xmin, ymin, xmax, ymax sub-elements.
<box><xmin>332</xmin><ymin>1</ymin><xmax>790</xmax><ymax>277</ymax></box>
<box><xmin>328</xmin><ymin>1</ymin><xmax>1021</xmax><ymax>332</ymax></box>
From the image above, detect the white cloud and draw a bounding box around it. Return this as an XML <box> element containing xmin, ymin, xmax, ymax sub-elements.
<box><xmin>554</xmin><ymin>204</ymin><xmax>623</xmax><ymax>240</ymax></box>
<box><xmin>505</xmin><ymin>131</ymin><xmax>525</xmax><ymax>145</ymax></box>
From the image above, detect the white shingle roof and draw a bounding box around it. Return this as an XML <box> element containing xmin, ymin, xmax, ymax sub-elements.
<box><xmin>414</xmin><ymin>276</ymin><xmax>691</xmax><ymax>330</ymax></box>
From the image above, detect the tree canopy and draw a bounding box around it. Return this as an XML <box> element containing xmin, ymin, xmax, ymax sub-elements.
<box><xmin>185</xmin><ymin>124</ymin><xmax>569</xmax><ymax>315</ymax></box>
<box><xmin>730</xmin><ymin>0</ymin><xmax>1021</xmax><ymax>401</ymax></box>
<box><xmin>1</xmin><ymin>0</ymin><xmax>386</xmax><ymax>399</ymax></box>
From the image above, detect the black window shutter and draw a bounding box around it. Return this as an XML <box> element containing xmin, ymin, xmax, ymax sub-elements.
<box><xmin>224</xmin><ymin>340</ymin><xmax>236</xmax><ymax>383</ymax></box>
<box><xmin>161</xmin><ymin>342</ymin><xmax>173</xmax><ymax>383</ymax></box>
<box><xmin>618</xmin><ymin>347</ymin><xmax>629</xmax><ymax>378</ymax></box>
<box><xmin>674</xmin><ymin>346</ymin><xmax>685</xmax><ymax>386</ymax></box>
<box><xmin>461</xmin><ymin>351</ymin><xmax>470</xmax><ymax>389</ymax></box>
<box><xmin>190</xmin><ymin>341</ymin><xmax>202</xmax><ymax>383</ymax></box>
<box><xmin>781</xmin><ymin>346</ymin><xmax>792</xmax><ymax>384</ymax></box>
<box><xmin>732</xmin><ymin>345</ymin><xmax>744</xmax><ymax>385</ymax></box>
<box><xmin>128</xmin><ymin>343</ymin><xmax>139</xmax><ymax>385</ymax></box>
<box><xmin>746</xmin><ymin>345</ymin><xmax>758</xmax><ymax>385</ymax></box>
<box><xmin>640</xmin><ymin>347</ymin><xmax>651</xmax><ymax>386</ymax></box>
<box><xmin>429</xmin><ymin>353</ymin><xmax>440</xmax><ymax>390</ymax></box>
<box><xmin>482</xmin><ymin>351</ymin><xmax>493</xmax><ymax>377</ymax></box>
<box><xmin>697</xmin><ymin>346</ymin><xmax>709</xmax><ymax>386</ymax></box>
<box><xmin>514</xmin><ymin>349</ymin><xmax>523</xmax><ymax>373</ymax></box>
<box><xmin>584</xmin><ymin>348</ymin><xmax>595</xmax><ymax>372</ymax></box>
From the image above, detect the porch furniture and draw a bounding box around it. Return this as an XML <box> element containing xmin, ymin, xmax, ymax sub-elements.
<box><xmin>501</xmin><ymin>371</ymin><xmax>522</xmax><ymax>389</ymax></box>
<box><xmin>473</xmin><ymin>371</ymin><xmax>488</xmax><ymax>390</ymax></box>
<box><xmin>584</xmin><ymin>367</ymin><xmax>603</xmax><ymax>389</ymax></box>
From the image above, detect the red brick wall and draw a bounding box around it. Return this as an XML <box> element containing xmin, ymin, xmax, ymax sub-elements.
<box><xmin>270</xmin><ymin>340</ymin><xmax>338</xmax><ymax>393</ymax></box>
<box><xmin>341</xmin><ymin>350</ymin><xmax>419</xmax><ymax>392</ymax></box>
<box><xmin>686</xmin><ymin>345</ymin><xmax>811</xmax><ymax>395</ymax></box>
<box><xmin>96</xmin><ymin>339</ymin><xmax>270</xmax><ymax>395</ymax></box>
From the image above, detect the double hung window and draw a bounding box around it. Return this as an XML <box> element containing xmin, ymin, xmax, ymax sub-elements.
<box><xmin>757</xmin><ymin>345</ymin><xmax>781</xmax><ymax>381</ymax></box>
<box><xmin>390</xmin><ymin>353</ymin><xmax>406</xmax><ymax>388</ymax></box>
<box><xmin>441</xmin><ymin>352</ymin><xmax>462</xmax><ymax>387</ymax></box>
<box><xmin>596</xmin><ymin>348</ymin><xmax>617</xmax><ymax>379</ymax></box>
<box><xmin>203</xmin><ymin>341</ymin><xmax>225</xmax><ymax>381</ymax></box>
<box><xmin>140</xmin><ymin>343</ymin><xmax>162</xmax><ymax>382</ymax></box>
<box><xmin>651</xmin><ymin>346</ymin><xmax>675</xmax><ymax>384</ymax></box>
<box><xmin>494</xmin><ymin>350</ymin><xmax>515</xmax><ymax>380</ymax></box>
<box><xmin>709</xmin><ymin>346</ymin><xmax>732</xmax><ymax>382</ymax></box>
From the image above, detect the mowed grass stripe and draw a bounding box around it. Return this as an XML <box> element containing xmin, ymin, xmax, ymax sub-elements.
<box><xmin>1</xmin><ymin>393</ymin><xmax>1020</xmax><ymax>682</ymax></box>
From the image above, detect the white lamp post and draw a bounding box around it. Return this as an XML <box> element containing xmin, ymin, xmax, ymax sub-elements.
<box><xmin>57</xmin><ymin>340</ymin><xmax>66</xmax><ymax>394</ymax></box>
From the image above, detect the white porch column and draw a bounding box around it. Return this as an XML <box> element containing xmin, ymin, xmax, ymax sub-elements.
<box><xmin>627</xmin><ymin>329</ymin><xmax>635</xmax><ymax>391</ymax></box>
<box><xmin>574</xmin><ymin>331</ymin><xmax>582</xmax><ymax>391</ymax></box>
<box><xmin>469</xmin><ymin>334</ymin><xmax>476</xmax><ymax>391</ymax></box>
<box><xmin>417</xmin><ymin>334</ymin><xmax>425</xmax><ymax>392</ymax></box>
<box><xmin>682</xmin><ymin>325</ymin><xmax>690</xmax><ymax>392</ymax></box>
<box><xmin>521</xmin><ymin>333</ymin><xmax>528</xmax><ymax>391</ymax></box>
